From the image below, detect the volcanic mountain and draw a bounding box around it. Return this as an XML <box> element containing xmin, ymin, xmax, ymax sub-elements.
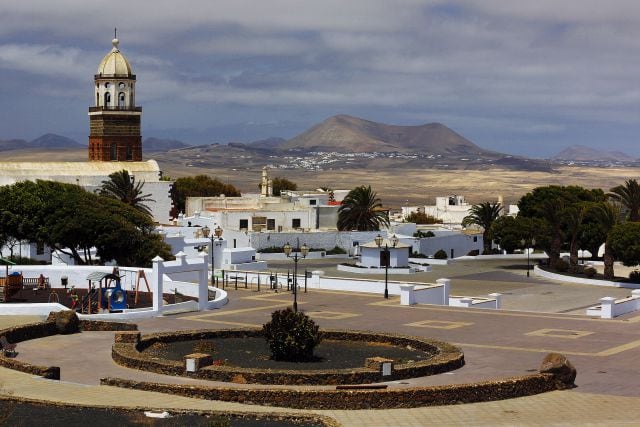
<box><xmin>282</xmin><ymin>114</ymin><xmax>493</xmax><ymax>155</ymax></box>
<box><xmin>552</xmin><ymin>145</ymin><xmax>633</xmax><ymax>162</ymax></box>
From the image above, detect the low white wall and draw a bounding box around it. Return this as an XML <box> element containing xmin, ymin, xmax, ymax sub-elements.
<box><xmin>587</xmin><ymin>291</ymin><xmax>640</xmax><ymax>319</ymax></box>
<box><xmin>534</xmin><ymin>265</ymin><xmax>640</xmax><ymax>289</ymax></box>
<box><xmin>337</xmin><ymin>264</ymin><xmax>413</xmax><ymax>275</ymax></box>
<box><xmin>256</xmin><ymin>251</ymin><xmax>328</xmax><ymax>261</ymax></box>
<box><xmin>410</xmin><ymin>257</ymin><xmax>451</xmax><ymax>265</ymax></box>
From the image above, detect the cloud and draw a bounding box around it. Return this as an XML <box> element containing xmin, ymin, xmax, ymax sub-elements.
<box><xmin>1</xmin><ymin>1</ymin><xmax>640</xmax><ymax>155</ymax></box>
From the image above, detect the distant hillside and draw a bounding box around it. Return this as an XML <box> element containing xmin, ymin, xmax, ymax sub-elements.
<box><xmin>143</xmin><ymin>137</ymin><xmax>191</xmax><ymax>152</ymax></box>
<box><xmin>0</xmin><ymin>138</ymin><xmax>28</xmax><ymax>151</ymax></box>
<box><xmin>246</xmin><ymin>137</ymin><xmax>287</xmax><ymax>150</ymax></box>
<box><xmin>30</xmin><ymin>133</ymin><xmax>83</xmax><ymax>148</ymax></box>
<box><xmin>552</xmin><ymin>145</ymin><xmax>632</xmax><ymax>162</ymax></box>
<box><xmin>0</xmin><ymin>134</ymin><xmax>82</xmax><ymax>151</ymax></box>
<box><xmin>282</xmin><ymin>114</ymin><xmax>492</xmax><ymax>155</ymax></box>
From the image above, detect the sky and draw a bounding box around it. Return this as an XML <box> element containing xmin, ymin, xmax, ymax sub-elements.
<box><xmin>1</xmin><ymin>1</ymin><xmax>640</xmax><ymax>157</ymax></box>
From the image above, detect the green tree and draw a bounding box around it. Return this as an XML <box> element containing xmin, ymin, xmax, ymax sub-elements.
<box><xmin>592</xmin><ymin>202</ymin><xmax>622</xmax><ymax>279</ymax></box>
<box><xmin>405</xmin><ymin>211</ymin><xmax>442</xmax><ymax>224</ymax></box>
<box><xmin>99</xmin><ymin>169</ymin><xmax>154</xmax><ymax>217</ymax></box>
<box><xmin>517</xmin><ymin>186</ymin><xmax>605</xmax><ymax>270</ymax></box>
<box><xmin>271</xmin><ymin>177</ymin><xmax>297</xmax><ymax>196</ymax></box>
<box><xmin>172</xmin><ymin>175</ymin><xmax>240</xmax><ymax>214</ymax></box>
<box><xmin>608</xmin><ymin>222</ymin><xmax>640</xmax><ymax>268</ymax></box>
<box><xmin>462</xmin><ymin>202</ymin><xmax>503</xmax><ymax>254</ymax></box>
<box><xmin>608</xmin><ymin>179</ymin><xmax>640</xmax><ymax>222</ymax></box>
<box><xmin>0</xmin><ymin>180</ymin><xmax>171</xmax><ymax>266</ymax></box>
<box><xmin>337</xmin><ymin>185</ymin><xmax>389</xmax><ymax>231</ymax></box>
<box><xmin>490</xmin><ymin>216</ymin><xmax>545</xmax><ymax>254</ymax></box>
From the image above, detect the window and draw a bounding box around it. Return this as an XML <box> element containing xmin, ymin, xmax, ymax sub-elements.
<box><xmin>239</xmin><ymin>219</ymin><xmax>249</xmax><ymax>230</ymax></box>
<box><xmin>118</xmin><ymin>92</ymin><xmax>126</xmax><ymax>108</ymax></box>
<box><xmin>119</xmin><ymin>82</ymin><xmax>126</xmax><ymax>89</ymax></box>
<box><xmin>292</xmin><ymin>218</ymin><xmax>301</xmax><ymax>228</ymax></box>
<box><xmin>473</xmin><ymin>236</ymin><xmax>478</xmax><ymax>242</ymax></box>
<box><xmin>36</xmin><ymin>241</ymin><xmax>45</xmax><ymax>255</ymax></box>
<box><xmin>309</xmin><ymin>199</ymin><xmax>317</xmax><ymax>206</ymax></box>
<box><xmin>104</xmin><ymin>92</ymin><xmax>111</xmax><ymax>107</ymax></box>
<box><xmin>105</xmin><ymin>82</ymin><xmax>111</xmax><ymax>89</ymax></box>
<box><xmin>110</xmin><ymin>144</ymin><xmax>117</xmax><ymax>160</ymax></box>
<box><xmin>267</xmin><ymin>218</ymin><xmax>275</xmax><ymax>230</ymax></box>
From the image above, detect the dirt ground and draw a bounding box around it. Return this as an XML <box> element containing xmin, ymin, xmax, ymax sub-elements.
<box><xmin>3</xmin><ymin>148</ymin><xmax>638</xmax><ymax>208</ymax></box>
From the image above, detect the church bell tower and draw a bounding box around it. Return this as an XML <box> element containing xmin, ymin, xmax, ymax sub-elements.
<box><xmin>88</xmin><ymin>33</ymin><xmax>142</xmax><ymax>161</ymax></box>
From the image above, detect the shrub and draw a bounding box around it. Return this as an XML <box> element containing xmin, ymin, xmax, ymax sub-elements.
<box><xmin>262</xmin><ymin>308</ymin><xmax>322</xmax><ymax>362</ymax></box>
<box><xmin>434</xmin><ymin>249</ymin><xmax>448</xmax><ymax>259</ymax></box>
<box><xmin>258</xmin><ymin>246</ymin><xmax>284</xmax><ymax>253</ymax></box>
<box><xmin>467</xmin><ymin>249</ymin><xmax>480</xmax><ymax>256</ymax></box>
<box><xmin>410</xmin><ymin>252</ymin><xmax>428</xmax><ymax>258</ymax></box>
<box><xmin>555</xmin><ymin>259</ymin><xmax>569</xmax><ymax>272</ymax></box>
<box><xmin>326</xmin><ymin>246</ymin><xmax>346</xmax><ymax>255</ymax></box>
<box><xmin>584</xmin><ymin>266</ymin><xmax>597</xmax><ymax>278</ymax></box>
<box><xmin>629</xmin><ymin>270</ymin><xmax>640</xmax><ymax>283</ymax></box>
<box><xmin>413</xmin><ymin>230</ymin><xmax>435</xmax><ymax>238</ymax></box>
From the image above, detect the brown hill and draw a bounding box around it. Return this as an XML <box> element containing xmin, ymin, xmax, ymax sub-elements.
<box><xmin>552</xmin><ymin>145</ymin><xmax>633</xmax><ymax>162</ymax></box>
<box><xmin>282</xmin><ymin>114</ymin><xmax>491</xmax><ymax>155</ymax></box>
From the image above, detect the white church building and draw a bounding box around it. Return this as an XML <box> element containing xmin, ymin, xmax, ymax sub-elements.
<box><xmin>0</xmin><ymin>36</ymin><xmax>172</xmax><ymax>224</ymax></box>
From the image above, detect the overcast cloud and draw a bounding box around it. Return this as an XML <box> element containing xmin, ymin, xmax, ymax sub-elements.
<box><xmin>1</xmin><ymin>0</ymin><xmax>639</xmax><ymax>156</ymax></box>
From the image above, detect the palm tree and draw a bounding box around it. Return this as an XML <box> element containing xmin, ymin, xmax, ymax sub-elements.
<box><xmin>592</xmin><ymin>202</ymin><xmax>621</xmax><ymax>279</ymax></box>
<box><xmin>337</xmin><ymin>185</ymin><xmax>389</xmax><ymax>231</ymax></box>
<box><xmin>99</xmin><ymin>169</ymin><xmax>154</xmax><ymax>216</ymax></box>
<box><xmin>462</xmin><ymin>202</ymin><xmax>503</xmax><ymax>254</ymax></box>
<box><xmin>608</xmin><ymin>179</ymin><xmax>640</xmax><ymax>221</ymax></box>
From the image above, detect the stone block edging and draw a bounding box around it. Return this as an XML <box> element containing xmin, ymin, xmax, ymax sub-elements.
<box><xmin>111</xmin><ymin>329</ymin><xmax>464</xmax><ymax>385</ymax></box>
<box><xmin>0</xmin><ymin>395</ymin><xmax>339</xmax><ymax>427</ymax></box>
<box><xmin>100</xmin><ymin>373</ymin><xmax>560</xmax><ymax>410</ymax></box>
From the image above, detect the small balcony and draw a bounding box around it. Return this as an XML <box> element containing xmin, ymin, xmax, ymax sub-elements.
<box><xmin>89</xmin><ymin>106</ymin><xmax>142</xmax><ymax>112</ymax></box>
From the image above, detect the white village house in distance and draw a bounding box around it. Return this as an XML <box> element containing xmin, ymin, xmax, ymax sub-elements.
<box><xmin>0</xmin><ymin>36</ymin><xmax>172</xmax><ymax>224</ymax></box>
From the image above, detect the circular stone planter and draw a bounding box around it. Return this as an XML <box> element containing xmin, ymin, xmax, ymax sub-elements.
<box><xmin>112</xmin><ymin>329</ymin><xmax>464</xmax><ymax>385</ymax></box>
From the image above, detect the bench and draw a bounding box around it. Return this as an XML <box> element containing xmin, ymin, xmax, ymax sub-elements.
<box><xmin>0</xmin><ymin>336</ymin><xmax>17</xmax><ymax>357</ymax></box>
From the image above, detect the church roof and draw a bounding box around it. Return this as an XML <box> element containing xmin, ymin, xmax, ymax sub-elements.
<box><xmin>0</xmin><ymin>160</ymin><xmax>159</xmax><ymax>176</ymax></box>
<box><xmin>97</xmin><ymin>38</ymin><xmax>133</xmax><ymax>77</ymax></box>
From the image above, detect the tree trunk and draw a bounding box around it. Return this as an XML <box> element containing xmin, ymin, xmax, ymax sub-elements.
<box><xmin>603</xmin><ymin>246</ymin><xmax>614</xmax><ymax>280</ymax></box>
<box><xmin>569</xmin><ymin>240</ymin><xmax>579</xmax><ymax>273</ymax></box>
<box><xmin>483</xmin><ymin>230</ymin><xmax>491</xmax><ymax>254</ymax></box>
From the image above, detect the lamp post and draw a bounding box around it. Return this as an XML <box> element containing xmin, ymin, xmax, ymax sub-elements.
<box><xmin>202</xmin><ymin>225</ymin><xmax>223</xmax><ymax>286</ymax></box>
<box><xmin>375</xmin><ymin>234</ymin><xmax>399</xmax><ymax>299</ymax></box>
<box><xmin>521</xmin><ymin>237</ymin><xmax>536</xmax><ymax>277</ymax></box>
<box><xmin>283</xmin><ymin>238</ymin><xmax>309</xmax><ymax>312</ymax></box>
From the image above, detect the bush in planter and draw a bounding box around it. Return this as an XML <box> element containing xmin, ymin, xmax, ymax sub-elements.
<box><xmin>467</xmin><ymin>249</ymin><xmax>480</xmax><ymax>256</ymax></box>
<box><xmin>629</xmin><ymin>270</ymin><xmax>640</xmax><ymax>283</ymax></box>
<box><xmin>262</xmin><ymin>308</ymin><xmax>321</xmax><ymax>362</ymax></box>
<box><xmin>584</xmin><ymin>266</ymin><xmax>597</xmax><ymax>278</ymax></box>
<box><xmin>326</xmin><ymin>246</ymin><xmax>347</xmax><ymax>255</ymax></box>
<box><xmin>555</xmin><ymin>259</ymin><xmax>569</xmax><ymax>272</ymax></box>
<box><xmin>434</xmin><ymin>249</ymin><xmax>448</xmax><ymax>259</ymax></box>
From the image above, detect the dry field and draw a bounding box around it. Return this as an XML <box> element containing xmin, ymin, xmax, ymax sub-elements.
<box><xmin>3</xmin><ymin>148</ymin><xmax>639</xmax><ymax>208</ymax></box>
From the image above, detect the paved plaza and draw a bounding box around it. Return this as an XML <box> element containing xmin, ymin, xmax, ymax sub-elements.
<box><xmin>3</xmin><ymin>259</ymin><xmax>640</xmax><ymax>425</ymax></box>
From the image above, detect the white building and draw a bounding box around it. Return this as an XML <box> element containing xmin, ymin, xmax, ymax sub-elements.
<box><xmin>402</xmin><ymin>195</ymin><xmax>505</xmax><ymax>229</ymax></box>
<box><xmin>360</xmin><ymin>238</ymin><xmax>411</xmax><ymax>268</ymax></box>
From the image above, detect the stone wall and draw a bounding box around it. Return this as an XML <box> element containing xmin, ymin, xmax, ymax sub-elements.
<box><xmin>101</xmin><ymin>373</ymin><xmax>560</xmax><ymax>410</ymax></box>
<box><xmin>111</xmin><ymin>329</ymin><xmax>464</xmax><ymax>386</ymax></box>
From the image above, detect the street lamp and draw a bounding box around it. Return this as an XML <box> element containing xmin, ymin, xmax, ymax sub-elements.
<box><xmin>375</xmin><ymin>234</ymin><xmax>399</xmax><ymax>299</ymax></box>
<box><xmin>521</xmin><ymin>237</ymin><xmax>536</xmax><ymax>277</ymax></box>
<box><xmin>283</xmin><ymin>238</ymin><xmax>309</xmax><ymax>312</ymax></box>
<box><xmin>202</xmin><ymin>225</ymin><xmax>224</xmax><ymax>286</ymax></box>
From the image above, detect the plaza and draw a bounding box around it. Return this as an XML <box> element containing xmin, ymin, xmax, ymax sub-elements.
<box><xmin>2</xmin><ymin>259</ymin><xmax>640</xmax><ymax>425</ymax></box>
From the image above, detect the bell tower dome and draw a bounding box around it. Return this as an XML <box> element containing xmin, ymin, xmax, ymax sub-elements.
<box><xmin>88</xmin><ymin>33</ymin><xmax>142</xmax><ymax>161</ymax></box>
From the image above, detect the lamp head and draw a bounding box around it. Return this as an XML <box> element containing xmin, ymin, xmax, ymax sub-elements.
<box><xmin>301</xmin><ymin>243</ymin><xmax>309</xmax><ymax>257</ymax></box>
<box><xmin>390</xmin><ymin>234</ymin><xmax>399</xmax><ymax>248</ymax></box>
<box><xmin>283</xmin><ymin>242</ymin><xmax>292</xmax><ymax>256</ymax></box>
<box><xmin>374</xmin><ymin>234</ymin><xmax>383</xmax><ymax>248</ymax></box>
<box><xmin>214</xmin><ymin>225</ymin><xmax>223</xmax><ymax>239</ymax></box>
<box><xmin>201</xmin><ymin>225</ymin><xmax>210</xmax><ymax>238</ymax></box>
